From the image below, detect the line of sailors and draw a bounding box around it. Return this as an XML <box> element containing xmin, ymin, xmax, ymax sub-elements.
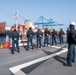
<box><xmin>26</xmin><ymin>27</ymin><xmax>65</xmax><ymax>50</ymax></box>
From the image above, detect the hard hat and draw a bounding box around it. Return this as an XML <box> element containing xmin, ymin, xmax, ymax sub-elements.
<box><xmin>70</xmin><ymin>22</ymin><xmax>76</xmax><ymax>26</ymax></box>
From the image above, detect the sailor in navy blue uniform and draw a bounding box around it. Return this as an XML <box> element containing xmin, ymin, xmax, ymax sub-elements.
<box><xmin>11</xmin><ymin>29</ymin><xmax>19</xmax><ymax>54</ymax></box>
<box><xmin>59</xmin><ymin>28</ymin><xmax>65</xmax><ymax>44</ymax></box>
<box><xmin>36</xmin><ymin>28</ymin><xmax>43</xmax><ymax>48</ymax></box>
<box><xmin>64</xmin><ymin>22</ymin><xmax>76</xmax><ymax>67</ymax></box>
<box><xmin>26</xmin><ymin>27</ymin><xmax>34</xmax><ymax>50</ymax></box>
<box><xmin>43</xmin><ymin>28</ymin><xmax>50</xmax><ymax>47</ymax></box>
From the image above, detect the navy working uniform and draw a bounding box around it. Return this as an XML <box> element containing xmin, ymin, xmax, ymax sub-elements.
<box><xmin>11</xmin><ymin>29</ymin><xmax>19</xmax><ymax>54</ymax></box>
<box><xmin>64</xmin><ymin>22</ymin><xmax>76</xmax><ymax>67</ymax></box>
<box><xmin>59</xmin><ymin>28</ymin><xmax>65</xmax><ymax>44</ymax></box>
<box><xmin>26</xmin><ymin>27</ymin><xmax>34</xmax><ymax>50</ymax></box>
<box><xmin>36</xmin><ymin>29</ymin><xmax>43</xmax><ymax>48</ymax></box>
<box><xmin>44</xmin><ymin>28</ymin><xmax>50</xmax><ymax>47</ymax></box>
<box><xmin>66</xmin><ymin>27</ymin><xmax>70</xmax><ymax>43</ymax></box>
<box><xmin>52</xmin><ymin>29</ymin><xmax>57</xmax><ymax>45</ymax></box>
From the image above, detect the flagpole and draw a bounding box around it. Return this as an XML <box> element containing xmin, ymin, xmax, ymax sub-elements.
<box><xmin>15</xmin><ymin>12</ymin><xmax>19</xmax><ymax>31</ymax></box>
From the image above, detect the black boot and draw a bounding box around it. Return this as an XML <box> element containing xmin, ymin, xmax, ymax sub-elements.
<box><xmin>18</xmin><ymin>50</ymin><xmax>20</xmax><ymax>53</ymax></box>
<box><xmin>63</xmin><ymin>63</ymin><xmax>72</xmax><ymax>67</ymax></box>
<box><xmin>11</xmin><ymin>50</ymin><xmax>14</xmax><ymax>54</ymax></box>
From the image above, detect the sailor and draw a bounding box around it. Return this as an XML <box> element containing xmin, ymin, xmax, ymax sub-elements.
<box><xmin>51</xmin><ymin>29</ymin><xmax>57</xmax><ymax>45</ymax></box>
<box><xmin>26</xmin><ymin>27</ymin><xmax>34</xmax><ymax>50</ymax></box>
<box><xmin>59</xmin><ymin>28</ymin><xmax>65</xmax><ymax>44</ymax></box>
<box><xmin>36</xmin><ymin>28</ymin><xmax>43</xmax><ymax>48</ymax></box>
<box><xmin>64</xmin><ymin>22</ymin><xmax>76</xmax><ymax>67</ymax></box>
<box><xmin>43</xmin><ymin>28</ymin><xmax>50</xmax><ymax>47</ymax></box>
<box><xmin>11</xmin><ymin>29</ymin><xmax>20</xmax><ymax>54</ymax></box>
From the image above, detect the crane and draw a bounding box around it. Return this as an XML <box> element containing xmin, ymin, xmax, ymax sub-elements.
<box><xmin>34</xmin><ymin>16</ymin><xmax>63</xmax><ymax>29</ymax></box>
